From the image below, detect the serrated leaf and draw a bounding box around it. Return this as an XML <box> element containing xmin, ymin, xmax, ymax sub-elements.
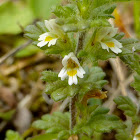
<box><xmin>119</xmin><ymin>38</ymin><xmax>139</xmax><ymax>45</ymax></box>
<box><xmin>52</xmin><ymin>4</ymin><xmax>76</xmax><ymax>18</ymax></box>
<box><xmin>41</xmin><ymin>71</ymin><xmax>59</xmax><ymax>82</ymax></box>
<box><xmin>51</xmin><ymin>87</ymin><xmax>68</xmax><ymax>101</ymax></box>
<box><xmin>120</xmin><ymin>53</ymin><xmax>140</xmax><ymax>75</ymax></box>
<box><xmin>114</xmin><ymin>32</ymin><xmax>125</xmax><ymax>40</ymax></box>
<box><xmin>45</xmin><ymin>80</ymin><xmax>67</xmax><ymax>94</ymax></box>
<box><xmin>90</xmin><ymin>3</ymin><xmax>116</xmax><ymax>19</ymax></box>
<box><xmin>88</xmin><ymin>114</ymin><xmax>124</xmax><ymax>132</ymax></box>
<box><xmin>91</xmin><ymin>106</ymin><xmax>109</xmax><ymax>117</ymax></box>
<box><xmin>115</xmin><ymin>120</ymin><xmax>133</xmax><ymax>140</ymax></box>
<box><xmin>114</xmin><ymin>96</ymin><xmax>137</xmax><ymax>118</ymax></box>
<box><xmin>131</xmin><ymin>74</ymin><xmax>140</xmax><ymax>94</ymax></box>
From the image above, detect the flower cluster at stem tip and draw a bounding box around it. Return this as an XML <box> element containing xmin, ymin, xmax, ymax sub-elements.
<box><xmin>37</xmin><ymin>20</ymin><xmax>123</xmax><ymax>85</ymax></box>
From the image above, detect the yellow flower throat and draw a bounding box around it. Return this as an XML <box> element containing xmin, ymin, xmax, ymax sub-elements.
<box><xmin>105</xmin><ymin>42</ymin><xmax>115</xmax><ymax>47</ymax></box>
<box><xmin>67</xmin><ymin>70</ymin><xmax>77</xmax><ymax>76</ymax></box>
<box><xmin>45</xmin><ymin>36</ymin><xmax>54</xmax><ymax>42</ymax></box>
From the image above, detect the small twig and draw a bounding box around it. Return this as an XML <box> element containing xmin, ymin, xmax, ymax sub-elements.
<box><xmin>104</xmin><ymin>74</ymin><xmax>134</xmax><ymax>113</ymax></box>
<box><xmin>109</xmin><ymin>57</ymin><xmax>127</xmax><ymax>96</ymax></box>
<box><xmin>0</xmin><ymin>40</ymin><xmax>32</xmax><ymax>65</ymax></box>
<box><xmin>59</xmin><ymin>98</ymin><xmax>70</xmax><ymax>112</ymax></box>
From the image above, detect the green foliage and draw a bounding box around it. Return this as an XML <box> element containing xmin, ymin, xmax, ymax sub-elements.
<box><xmin>29</xmin><ymin>134</ymin><xmax>58</xmax><ymax>140</ymax></box>
<box><xmin>114</xmin><ymin>96</ymin><xmax>139</xmax><ymax>123</ymax></box>
<box><xmin>42</xmin><ymin>66</ymin><xmax>107</xmax><ymax>101</ymax></box>
<box><xmin>120</xmin><ymin>53</ymin><xmax>140</xmax><ymax>75</ymax></box>
<box><xmin>5</xmin><ymin>130</ymin><xmax>23</xmax><ymax>140</ymax></box>
<box><xmin>32</xmin><ymin>112</ymin><xmax>70</xmax><ymax>140</ymax></box>
<box><xmin>78</xmin><ymin>66</ymin><xmax>108</xmax><ymax>99</ymax></box>
<box><xmin>131</xmin><ymin>74</ymin><xmax>140</xmax><ymax>94</ymax></box>
<box><xmin>73</xmin><ymin>106</ymin><xmax>125</xmax><ymax>136</ymax></box>
<box><xmin>115</xmin><ymin>120</ymin><xmax>133</xmax><ymax>140</ymax></box>
<box><xmin>22</xmin><ymin>0</ymin><xmax>140</xmax><ymax>140</ymax></box>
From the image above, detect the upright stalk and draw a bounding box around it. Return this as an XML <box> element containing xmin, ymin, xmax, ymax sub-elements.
<box><xmin>70</xmin><ymin>32</ymin><xmax>86</xmax><ymax>129</ymax></box>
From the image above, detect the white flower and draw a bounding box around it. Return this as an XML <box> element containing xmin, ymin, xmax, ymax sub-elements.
<box><xmin>58</xmin><ymin>52</ymin><xmax>85</xmax><ymax>85</ymax></box>
<box><xmin>95</xmin><ymin>27</ymin><xmax>123</xmax><ymax>54</ymax></box>
<box><xmin>133</xmin><ymin>125</ymin><xmax>140</xmax><ymax>140</ymax></box>
<box><xmin>37</xmin><ymin>19</ymin><xmax>58</xmax><ymax>48</ymax></box>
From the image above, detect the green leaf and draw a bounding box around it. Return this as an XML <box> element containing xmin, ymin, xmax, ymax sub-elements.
<box><xmin>74</xmin><ymin>106</ymin><xmax>125</xmax><ymax>135</ymax></box>
<box><xmin>79</xmin><ymin>66</ymin><xmax>108</xmax><ymax>98</ymax></box>
<box><xmin>88</xmin><ymin>114</ymin><xmax>124</xmax><ymax>132</ymax></box>
<box><xmin>90</xmin><ymin>3</ymin><xmax>116</xmax><ymax>19</ymax></box>
<box><xmin>32</xmin><ymin>112</ymin><xmax>70</xmax><ymax>139</ymax></box>
<box><xmin>120</xmin><ymin>53</ymin><xmax>140</xmax><ymax>75</ymax></box>
<box><xmin>57</xmin><ymin>130</ymin><xmax>69</xmax><ymax>139</ymax></box>
<box><xmin>0</xmin><ymin>1</ymin><xmax>34</xmax><ymax>34</ymax></box>
<box><xmin>114</xmin><ymin>32</ymin><xmax>125</xmax><ymax>40</ymax></box>
<box><xmin>45</xmin><ymin>80</ymin><xmax>67</xmax><ymax>94</ymax></box>
<box><xmin>32</xmin><ymin>120</ymin><xmax>48</xmax><ymax>130</ymax></box>
<box><xmin>115</xmin><ymin>120</ymin><xmax>133</xmax><ymax>140</ymax></box>
<box><xmin>29</xmin><ymin>134</ymin><xmax>57</xmax><ymax>140</ymax></box>
<box><xmin>46</xmin><ymin>127</ymin><xmax>64</xmax><ymax>133</ymax></box>
<box><xmin>51</xmin><ymin>87</ymin><xmax>68</xmax><ymax>101</ymax></box>
<box><xmin>41</xmin><ymin>71</ymin><xmax>59</xmax><ymax>82</ymax></box>
<box><xmin>114</xmin><ymin>96</ymin><xmax>137</xmax><ymax>119</ymax></box>
<box><xmin>131</xmin><ymin>74</ymin><xmax>140</xmax><ymax>94</ymax></box>
<box><xmin>90</xmin><ymin>106</ymin><xmax>109</xmax><ymax>116</ymax></box>
<box><xmin>5</xmin><ymin>130</ymin><xmax>23</xmax><ymax>140</ymax></box>
<box><xmin>52</xmin><ymin>4</ymin><xmax>77</xmax><ymax>18</ymax></box>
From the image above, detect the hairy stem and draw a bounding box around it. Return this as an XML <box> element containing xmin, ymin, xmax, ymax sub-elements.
<box><xmin>70</xmin><ymin>32</ymin><xmax>85</xmax><ymax>130</ymax></box>
<box><xmin>70</xmin><ymin>95</ymin><xmax>78</xmax><ymax>129</ymax></box>
<box><xmin>75</xmin><ymin>32</ymin><xmax>86</xmax><ymax>55</ymax></box>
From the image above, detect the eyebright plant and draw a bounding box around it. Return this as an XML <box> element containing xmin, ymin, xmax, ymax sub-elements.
<box><xmin>6</xmin><ymin>0</ymin><xmax>140</xmax><ymax>140</ymax></box>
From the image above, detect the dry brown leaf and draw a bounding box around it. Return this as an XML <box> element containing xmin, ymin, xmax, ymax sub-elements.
<box><xmin>81</xmin><ymin>90</ymin><xmax>107</xmax><ymax>106</ymax></box>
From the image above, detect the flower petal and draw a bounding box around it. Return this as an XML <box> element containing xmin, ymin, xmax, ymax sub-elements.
<box><xmin>73</xmin><ymin>75</ymin><xmax>78</xmax><ymax>85</ymax></box>
<box><xmin>77</xmin><ymin>69</ymin><xmax>84</xmax><ymax>78</ymax></box>
<box><xmin>110</xmin><ymin>46</ymin><xmax>122</xmax><ymax>54</ymax></box>
<box><xmin>58</xmin><ymin>68</ymin><xmax>66</xmax><ymax>77</ymax></box>
<box><xmin>62</xmin><ymin>55</ymin><xmax>69</xmax><ymax>66</ymax></box>
<box><xmin>48</xmin><ymin>38</ymin><xmax>57</xmax><ymax>47</ymax></box>
<box><xmin>68</xmin><ymin>76</ymin><xmax>73</xmax><ymax>85</ymax></box>
<box><xmin>37</xmin><ymin>41</ymin><xmax>48</xmax><ymax>47</ymax></box>
<box><xmin>61</xmin><ymin>71</ymin><xmax>67</xmax><ymax>81</ymax></box>
<box><xmin>38</xmin><ymin>33</ymin><xmax>49</xmax><ymax>41</ymax></box>
<box><xmin>79</xmin><ymin>67</ymin><xmax>85</xmax><ymax>74</ymax></box>
<box><xmin>100</xmin><ymin>42</ymin><xmax>109</xmax><ymax>52</ymax></box>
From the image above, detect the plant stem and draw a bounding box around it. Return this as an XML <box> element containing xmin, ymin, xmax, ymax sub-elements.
<box><xmin>75</xmin><ymin>32</ymin><xmax>86</xmax><ymax>56</ymax></box>
<box><xmin>70</xmin><ymin>95</ymin><xmax>78</xmax><ymax>129</ymax></box>
<box><xmin>70</xmin><ymin>32</ymin><xmax>85</xmax><ymax>130</ymax></box>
